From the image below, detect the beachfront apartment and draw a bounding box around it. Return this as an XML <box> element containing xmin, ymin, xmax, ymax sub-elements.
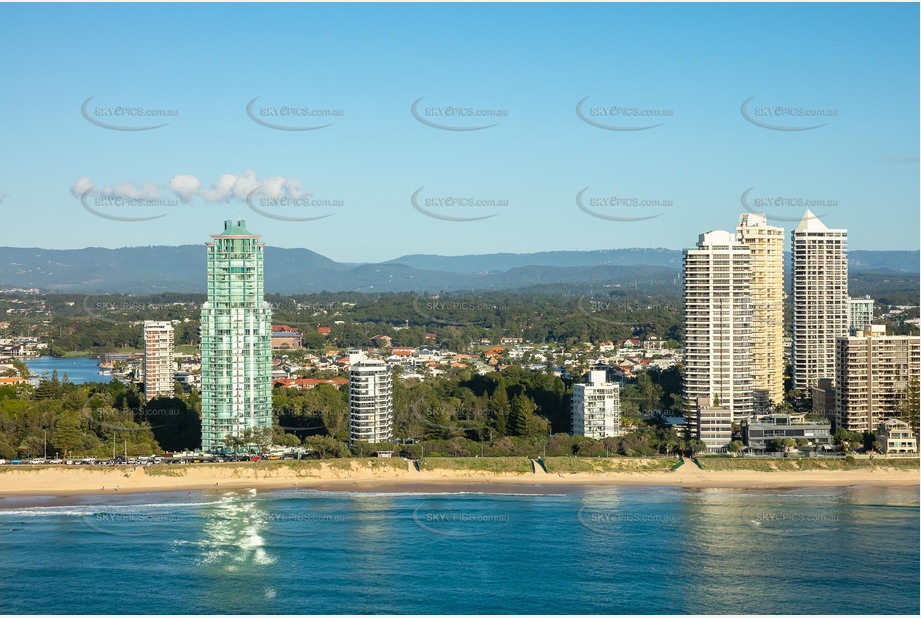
<box><xmin>834</xmin><ymin>325</ymin><xmax>920</xmax><ymax>433</ymax></box>
<box><xmin>695</xmin><ymin>396</ymin><xmax>733</xmax><ymax>453</ymax></box>
<box><xmin>877</xmin><ymin>419</ymin><xmax>917</xmax><ymax>454</ymax></box>
<box><xmin>349</xmin><ymin>359</ymin><xmax>393</xmax><ymax>444</ymax></box>
<box><xmin>682</xmin><ymin>230</ymin><xmax>753</xmax><ymax>426</ymax></box>
<box><xmin>792</xmin><ymin>210</ymin><xmax>849</xmax><ymax>391</ymax></box>
<box><xmin>741</xmin><ymin>414</ymin><xmax>833</xmax><ymax>452</ymax></box>
<box><xmin>572</xmin><ymin>367</ymin><xmax>622</xmax><ymax>439</ymax></box>
<box><xmin>199</xmin><ymin>219</ymin><xmax>273</xmax><ymax>453</ymax></box>
<box><xmin>737</xmin><ymin>212</ymin><xmax>785</xmax><ymax>410</ymax></box>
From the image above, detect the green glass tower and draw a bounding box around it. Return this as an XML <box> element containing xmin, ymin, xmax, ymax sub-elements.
<box><xmin>200</xmin><ymin>219</ymin><xmax>273</xmax><ymax>452</ymax></box>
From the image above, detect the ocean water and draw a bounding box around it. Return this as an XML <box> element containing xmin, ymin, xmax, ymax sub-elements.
<box><xmin>0</xmin><ymin>485</ymin><xmax>917</xmax><ymax>614</ymax></box>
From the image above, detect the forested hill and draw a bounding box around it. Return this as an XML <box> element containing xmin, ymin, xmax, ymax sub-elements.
<box><xmin>0</xmin><ymin>246</ymin><xmax>916</xmax><ymax>294</ymax></box>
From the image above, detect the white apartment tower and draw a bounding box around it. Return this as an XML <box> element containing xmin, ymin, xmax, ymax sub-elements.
<box><xmin>683</xmin><ymin>230</ymin><xmax>753</xmax><ymax>424</ymax></box>
<box><xmin>143</xmin><ymin>320</ymin><xmax>174</xmax><ymax>401</ymax></box>
<box><xmin>348</xmin><ymin>359</ymin><xmax>393</xmax><ymax>444</ymax></box>
<box><xmin>792</xmin><ymin>210</ymin><xmax>848</xmax><ymax>391</ymax></box>
<box><xmin>736</xmin><ymin>213</ymin><xmax>785</xmax><ymax>409</ymax></box>
<box><xmin>572</xmin><ymin>368</ymin><xmax>622</xmax><ymax>439</ymax></box>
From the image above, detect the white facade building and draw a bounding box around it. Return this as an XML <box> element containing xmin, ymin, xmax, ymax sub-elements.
<box><xmin>695</xmin><ymin>396</ymin><xmax>733</xmax><ymax>453</ymax></box>
<box><xmin>143</xmin><ymin>321</ymin><xmax>174</xmax><ymax>401</ymax></box>
<box><xmin>792</xmin><ymin>210</ymin><xmax>848</xmax><ymax>391</ymax></box>
<box><xmin>348</xmin><ymin>359</ymin><xmax>393</xmax><ymax>444</ymax></box>
<box><xmin>683</xmin><ymin>230</ymin><xmax>753</xmax><ymax>424</ymax></box>
<box><xmin>572</xmin><ymin>368</ymin><xmax>621</xmax><ymax>439</ymax></box>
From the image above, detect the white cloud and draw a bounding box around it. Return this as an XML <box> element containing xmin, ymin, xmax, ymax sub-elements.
<box><xmin>71</xmin><ymin>171</ymin><xmax>310</xmax><ymax>204</ymax></box>
<box><xmin>168</xmin><ymin>174</ymin><xmax>201</xmax><ymax>202</ymax></box>
<box><xmin>71</xmin><ymin>177</ymin><xmax>161</xmax><ymax>200</ymax></box>
<box><xmin>70</xmin><ymin>177</ymin><xmax>95</xmax><ymax>198</ymax></box>
<box><xmin>173</xmin><ymin>170</ymin><xmax>311</xmax><ymax>202</ymax></box>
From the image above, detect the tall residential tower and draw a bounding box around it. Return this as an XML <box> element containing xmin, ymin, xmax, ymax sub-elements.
<box><xmin>200</xmin><ymin>219</ymin><xmax>273</xmax><ymax>452</ymax></box>
<box><xmin>683</xmin><ymin>230</ymin><xmax>753</xmax><ymax>428</ymax></box>
<box><xmin>572</xmin><ymin>367</ymin><xmax>622</xmax><ymax>439</ymax></box>
<box><xmin>792</xmin><ymin>210</ymin><xmax>848</xmax><ymax>391</ymax></box>
<box><xmin>143</xmin><ymin>320</ymin><xmax>174</xmax><ymax>401</ymax></box>
<box><xmin>737</xmin><ymin>213</ymin><xmax>785</xmax><ymax>409</ymax></box>
<box><xmin>348</xmin><ymin>359</ymin><xmax>393</xmax><ymax>444</ymax></box>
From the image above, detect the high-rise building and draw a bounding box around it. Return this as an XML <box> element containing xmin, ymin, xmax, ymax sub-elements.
<box><xmin>792</xmin><ymin>210</ymin><xmax>848</xmax><ymax>391</ymax></box>
<box><xmin>848</xmin><ymin>296</ymin><xmax>875</xmax><ymax>334</ymax></box>
<box><xmin>834</xmin><ymin>325</ymin><xmax>920</xmax><ymax>433</ymax></box>
<box><xmin>737</xmin><ymin>213</ymin><xmax>785</xmax><ymax>409</ymax></box>
<box><xmin>683</xmin><ymin>230</ymin><xmax>753</xmax><ymax>425</ymax></box>
<box><xmin>143</xmin><ymin>320</ymin><xmax>174</xmax><ymax>401</ymax></box>
<box><xmin>348</xmin><ymin>359</ymin><xmax>393</xmax><ymax>444</ymax></box>
<box><xmin>200</xmin><ymin>219</ymin><xmax>273</xmax><ymax>453</ymax></box>
<box><xmin>572</xmin><ymin>367</ymin><xmax>621</xmax><ymax>439</ymax></box>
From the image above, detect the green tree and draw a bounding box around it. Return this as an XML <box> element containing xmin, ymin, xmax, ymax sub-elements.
<box><xmin>510</xmin><ymin>394</ymin><xmax>536</xmax><ymax>438</ymax></box>
<box><xmin>898</xmin><ymin>377</ymin><xmax>920</xmax><ymax>434</ymax></box>
<box><xmin>52</xmin><ymin>410</ymin><xmax>83</xmax><ymax>458</ymax></box>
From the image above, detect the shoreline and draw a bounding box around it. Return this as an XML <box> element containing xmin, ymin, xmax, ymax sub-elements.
<box><xmin>0</xmin><ymin>459</ymin><xmax>917</xmax><ymax>501</ymax></box>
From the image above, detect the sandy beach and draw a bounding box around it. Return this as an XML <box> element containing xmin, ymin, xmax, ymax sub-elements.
<box><xmin>0</xmin><ymin>458</ymin><xmax>917</xmax><ymax>498</ymax></box>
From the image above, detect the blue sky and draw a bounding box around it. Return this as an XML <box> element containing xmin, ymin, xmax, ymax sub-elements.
<box><xmin>0</xmin><ymin>2</ymin><xmax>917</xmax><ymax>262</ymax></box>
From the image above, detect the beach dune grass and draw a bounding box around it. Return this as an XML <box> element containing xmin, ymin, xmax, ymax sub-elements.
<box><xmin>696</xmin><ymin>456</ymin><xmax>921</xmax><ymax>472</ymax></box>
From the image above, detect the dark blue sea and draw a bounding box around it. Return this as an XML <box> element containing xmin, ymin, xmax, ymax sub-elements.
<box><xmin>0</xmin><ymin>485</ymin><xmax>917</xmax><ymax>614</ymax></box>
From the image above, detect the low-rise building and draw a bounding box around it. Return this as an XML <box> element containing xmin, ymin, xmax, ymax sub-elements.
<box><xmin>271</xmin><ymin>325</ymin><xmax>303</xmax><ymax>349</ymax></box>
<box><xmin>695</xmin><ymin>396</ymin><xmax>733</xmax><ymax>453</ymax></box>
<box><xmin>877</xmin><ymin>419</ymin><xmax>917</xmax><ymax>454</ymax></box>
<box><xmin>741</xmin><ymin>414</ymin><xmax>833</xmax><ymax>452</ymax></box>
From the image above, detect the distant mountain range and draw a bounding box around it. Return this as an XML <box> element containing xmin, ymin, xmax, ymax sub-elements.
<box><xmin>0</xmin><ymin>246</ymin><xmax>916</xmax><ymax>294</ymax></box>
